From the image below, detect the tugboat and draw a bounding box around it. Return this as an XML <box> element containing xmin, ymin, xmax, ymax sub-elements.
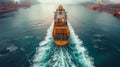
<box><xmin>53</xmin><ymin>5</ymin><xmax>70</xmax><ymax>46</ymax></box>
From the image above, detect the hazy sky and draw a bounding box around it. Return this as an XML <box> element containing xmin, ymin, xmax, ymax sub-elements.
<box><xmin>37</xmin><ymin>0</ymin><xmax>120</xmax><ymax>4</ymax></box>
<box><xmin>37</xmin><ymin>0</ymin><xmax>92</xmax><ymax>4</ymax></box>
<box><xmin>110</xmin><ymin>0</ymin><xmax>120</xmax><ymax>3</ymax></box>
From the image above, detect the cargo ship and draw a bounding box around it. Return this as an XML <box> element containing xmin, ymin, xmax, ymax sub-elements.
<box><xmin>0</xmin><ymin>2</ymin><xmax>18</xmax><ymax>14</ymax></box>
<box><xmin>22</xmin><ymin>1</ymin><xmax>31</xmax><ymax>8</ymax></box>
<box><xmin>53</xmin><ymin>5</ymin><xmax>70</xmax><ymax>46</ymax></box>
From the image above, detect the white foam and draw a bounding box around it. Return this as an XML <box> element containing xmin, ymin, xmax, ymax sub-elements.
<box><xmin>68</xmin><ymin>21</ymin><xmax>94</xmax><ymax>67</ymax></box>
<box><xmin>32</xmin><ymin>22</ymin><xmax>54</xmax><ymax>67</ymax></box>
<box><xmin>50</xmin><ymin>47</ymin><xmax>76</xmax><ymax>67</ymax></box>
<box><xmin>24</xmin><ymin>36</ymin><xmax>33</xmax><ymax>39</ymax></box>
<box><xmin>94</xmin><ymin>34</ymin><xmax>104</xmax><ymax>37</ymax></box>
<box><xmin>7</xmin><ymin>45</ymin><xmax>18</xmax><ymax>52</ymax></box>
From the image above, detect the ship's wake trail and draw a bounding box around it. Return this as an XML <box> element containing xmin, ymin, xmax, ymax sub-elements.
<box><xmin>32</xmin><ymin>22</ymin><xmax>54</xmax><ymax>67</ymax></box>
<box><xmin>67</xmin><ymin>22</ymin><xmax>94</xmax><ymax>67</ymax></box>
<box><xmin>32</xmin><ymin>22</ymin><xmax>94</xmax><ymax>67</ymax></box>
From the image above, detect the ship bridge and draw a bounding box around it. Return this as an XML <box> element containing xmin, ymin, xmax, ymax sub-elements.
<box><xmin>54</xmin><ymin>5</ymin><xmax>68</xmax><ymax>26</ymax></box>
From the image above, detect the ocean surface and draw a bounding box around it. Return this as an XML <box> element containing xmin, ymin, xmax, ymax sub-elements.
<box><xmin>0</xmin><ymin>4</ymin><xmax>120</xmax><ymax>67</ymax></box>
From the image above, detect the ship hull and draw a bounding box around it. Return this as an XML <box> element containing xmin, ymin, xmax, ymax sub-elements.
<box><xmin>53</xmin><ymin>25</ymin><xmax>70</xmax><ymax>46</ymax></box>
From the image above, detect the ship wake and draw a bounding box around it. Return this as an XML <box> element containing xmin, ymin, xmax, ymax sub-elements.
<box><xmin>32</xmin><ymin>22</ymin><xmax>94</xmax><ymax>67</ymax></box>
